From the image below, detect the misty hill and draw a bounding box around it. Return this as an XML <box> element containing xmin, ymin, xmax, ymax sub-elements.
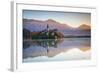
<box><xmin>23</xmin><ymin>19</ymin><xmax>71</xmax><ymax>31</ymax></box>
<box><xmin>78</xmin><ymin>24</ymin><xmax>90</xmax><ymax>30</ymax></box>
<box><xmin>23</xmin><ymin>19</ymin><xmax>91</xmax><ymax>37</ymax></box>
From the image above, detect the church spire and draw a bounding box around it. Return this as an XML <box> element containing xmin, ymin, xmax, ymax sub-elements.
<box><xmin>47</xmin><ymin>24</ymin><xmax>49</xmax><ymax>31</ymax></box>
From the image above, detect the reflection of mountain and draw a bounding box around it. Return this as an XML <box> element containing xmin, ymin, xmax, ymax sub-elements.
<box><xmin>23</xmin><ymin>48</ymin><xmax>90</xmax><ymax>62</ymax></box>
<box><xmin>23</xmin><ymin>19</ymin><xmax>91</xmax><ymax>37</ymax></box>
<box><xmin>23</xmin><ymin>39</ymin><xmax>64</xmax><ymax>58</ymax></box>
<box><xmin>23</xmin><ymin>39</ymin><xmax>63</xmax><ymax>49</ymax></box>
<box><xmin>23</xmin><ymin>38</ymin><xmax>90</xmax><ymax>59</ymax></box>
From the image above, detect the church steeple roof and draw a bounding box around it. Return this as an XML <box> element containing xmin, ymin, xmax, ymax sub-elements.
<box><xmin>47</xmin><ymin>24</ymin><xmax>49</xmax><ymax>31</ymax></box>
<box><xmin>47</xmin><ymin>24</ymin><xmax>49</xmax><ymax>29</ymax></box>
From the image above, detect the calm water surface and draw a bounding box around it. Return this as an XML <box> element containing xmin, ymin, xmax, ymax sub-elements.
<box><xmin>23</xmin><ymin>38</ymin><xmax>91</xmax><ymax>63</ymax></box>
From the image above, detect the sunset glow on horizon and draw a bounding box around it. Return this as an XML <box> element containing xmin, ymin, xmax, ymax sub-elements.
<box><xmin>23</xmin><ymin>10</ymin><xmax>91</xmax><ymax>27</ymax></box>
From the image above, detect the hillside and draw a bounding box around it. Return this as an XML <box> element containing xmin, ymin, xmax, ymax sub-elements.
<box><xmin>23</xmin><ymin>19</ymin><xmax>91</xmax><ymax>37</ymax></box>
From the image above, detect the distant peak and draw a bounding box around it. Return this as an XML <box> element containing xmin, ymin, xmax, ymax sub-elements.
<box><xmin>80</xmin><ymin>24</ymin><xmax>90</xmax><ymax>27</ymax></box>
<box><xmin>46</xmin><ymin>19</ymin><xmax>57</xmax><ymax>22</ymax></box>
<box><xmin>78</xmin><ymin>24</ymin><xmax>90</xmax><ymax>29</ymax></box>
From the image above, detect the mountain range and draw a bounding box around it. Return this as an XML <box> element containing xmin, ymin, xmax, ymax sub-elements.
<box><xmin>23</xmin><ymin>19</ymin><xmax>91</xmax><ymax>36</ymax></box>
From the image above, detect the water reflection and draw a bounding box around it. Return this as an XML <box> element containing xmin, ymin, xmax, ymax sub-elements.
<box><xmin>23</xmin><ymin>38</ymin><xmax>91</xmax><ymax>62</ymax></box>
<box><xmin>23</xmin><ymin>39</ymin><xmax>63</xmax><ymax>49</ymax></box>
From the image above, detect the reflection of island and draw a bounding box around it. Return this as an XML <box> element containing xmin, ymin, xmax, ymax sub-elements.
<box><xmin>23</xmin><ymin>38</ymin><xmax>63</xmax><ymax>49</ymax></box>
<box><xmin>23</xmin><ymin>38</ymin><xmax>90</xmax><ymax>59</ymax></box>
<box><xmin>23</xmin><ymin>38</ymin><xmax>63</xmax><ymax>58</ymax></box>
<box><xmin>37</xmin><ymin>39</ymin><xmax>63</xmax><ymax>48</ymax></box>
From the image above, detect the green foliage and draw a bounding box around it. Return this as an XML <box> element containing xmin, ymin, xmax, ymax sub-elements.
<box><xmin>31</xmin><ymin>31</ymin><xmax>62</xmax><ymax>39</ymax></box>
<box><xmin>32</xmin><ymin>35</ymin><xmax>38</xmax><ymax>39</ymax></box>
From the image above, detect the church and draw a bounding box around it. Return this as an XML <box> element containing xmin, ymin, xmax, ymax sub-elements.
<box><xmin>36</xmin><ymin>24</ymin><xmax>63</xmax><ymax>39</ymax></box>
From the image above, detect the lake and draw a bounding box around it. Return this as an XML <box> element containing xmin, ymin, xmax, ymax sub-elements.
<box><xmin>23</xmin><ymin>38</ymin><xmax>91</xmax><ymax>63</ymax></box>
